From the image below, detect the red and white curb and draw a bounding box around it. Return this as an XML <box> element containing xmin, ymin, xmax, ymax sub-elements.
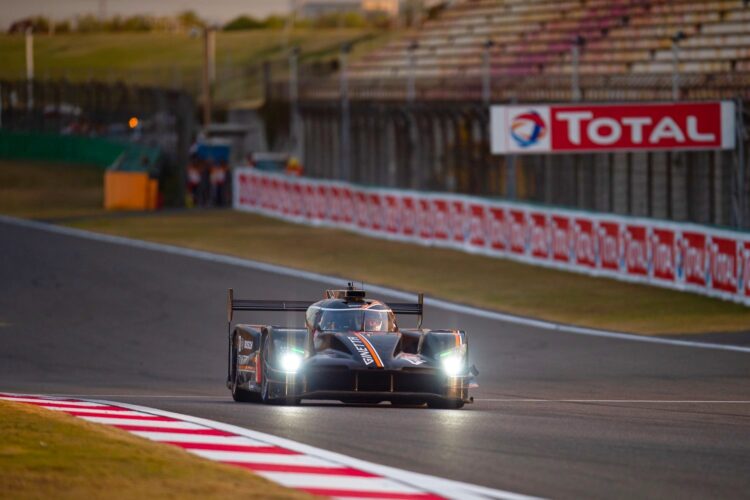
<box><xmin>1</xmin><ymin>393</ymin><xmax>536</xmax><ymax>500</ymax></box>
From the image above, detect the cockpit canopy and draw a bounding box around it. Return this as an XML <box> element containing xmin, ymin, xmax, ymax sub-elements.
<box><xmin>306</xmin><ymin>301</ymin><xmax>397</xmax><ymax>332</ymax></box>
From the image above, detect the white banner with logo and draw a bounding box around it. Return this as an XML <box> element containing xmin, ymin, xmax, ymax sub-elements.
<box><xmin>491</xmin><ymin>101</ymin><xmax>736</xmax><ymax>154</ymax></box>
<box><xmin>234</xmin><ymin>168</ymin><xmax>750</xmax><ymax>306</ymax></box>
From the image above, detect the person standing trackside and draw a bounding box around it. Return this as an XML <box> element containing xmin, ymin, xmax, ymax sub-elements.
<box><xmin>210</xmin><ymin>161</ymin><xmax>228</xmax><ymax>206</ymax></box>
<box><xmin>186</xmin><ymin>156</ymin><xmax>201</xmax><ymax>207</ymax></box>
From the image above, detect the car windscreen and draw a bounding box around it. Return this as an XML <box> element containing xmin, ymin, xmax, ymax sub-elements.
<box><xmin>316</xmin><ymin>309</ymin><xmax>395</xmax><ymax>332</ymax></box>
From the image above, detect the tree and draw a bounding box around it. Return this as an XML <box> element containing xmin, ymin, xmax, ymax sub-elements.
<box><xmin>54</xmin><ymin>20</ymin><xmax>71</xmax><ymax>33</ymax></box>
<box><xmin>223</xmin><ymin>15</ymin><xmax>264</xmax><ymax>31</ymax></box>
<box><xmin>261</xmin><ymin>15</ymin><xmax>287</xmax><ymax>30</ymax></box>
<box><xmin>177</xmin><ymin>10</ymin><xmax>205</xmax><ymax>30</ymax></box>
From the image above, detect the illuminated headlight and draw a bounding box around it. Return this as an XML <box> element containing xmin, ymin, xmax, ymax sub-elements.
<box><xmin>440</xmin><ymin>344</ymin><xmax>466</xmax><ymax>376</ymax></box>
<box><xmin>280</xmin><ymin>352</ymin><xmax>303</xmax><ymax>373</ymax></box>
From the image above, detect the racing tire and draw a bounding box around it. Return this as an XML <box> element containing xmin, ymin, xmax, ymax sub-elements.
<box><xmin>427</xmin><ymin>398</ymin><xmax>465</xmax><ymax>410</ymax></box>
<box><xmin>231</xmin><ymin>336</ymin><xmax>260</xmax><ymax>403</ymax></box>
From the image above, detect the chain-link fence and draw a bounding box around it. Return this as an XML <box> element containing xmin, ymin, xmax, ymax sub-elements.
<box><xmin>261</xmin><ymin>54</ymin><xmax>750</xmax><ymax>229</ymax></box>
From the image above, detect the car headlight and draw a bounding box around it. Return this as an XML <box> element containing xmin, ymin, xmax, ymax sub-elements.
<box><xmin>280</xmin><ymin>351</ymin><xmax>303</xmax><ymax>373</ymax></box>
<box><xmin>439</xmin><ymin>344</ymin><xmax>466</xmax><ymax>376</ymax></box>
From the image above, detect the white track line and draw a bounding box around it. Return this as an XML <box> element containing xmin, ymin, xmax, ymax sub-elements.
<box><xmin>129</xmin><ymin>432</ymin><xmax>267</xmax><ymax>445</ymax></box>
<box><xmin>2</xmin><ymin>215</ymin><xmax>749</xmax><ymax>354</ymax></box>
<box><xmin>478</xmin><ymin>399</ymin><xmax>750</xmax><ymax>404</ymax></box>
<box><xmin>189</xmin><ymin>450</ymin><xmax>338</xmax><ymax>467</ymax></box>
<box><xmin>1</xmin><ymin>393</ymin><xmax>536</xmax><ymax>500</ymax></box>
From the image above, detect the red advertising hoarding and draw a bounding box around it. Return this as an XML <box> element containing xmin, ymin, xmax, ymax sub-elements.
<box><xmin>488</xmin><ymin>207</ymin><xmax>507</xmax><ymax>251</ymax></box>
<box><xmin>432</xmin><ymin>199</ymin><xmax>450</xmax><ymax>241</ymax></box>
<box><xmin>491</xmin><ymin>102</ymin><xmax>736</xmax><ymax>154</ymax></box>
<box><xmin>709</xmin><ymin>237</ymin><xmax>738</xmax><ymax>293</ymax></box>
<box><xmin>551</xmin><ymin>215</ymin><xmax>572</xmax><ymax>263</ymax></box>
<box><xmin>597</xmin><ymin>221</ymin><xmax>621</xmax><ymax>271</ymax></box>
<box><xmin>623</xmin><ymin>225</ymin><xmax>649</xmax><ymax>277</ymax></box>
<box><xmin>651</xmin><ymin>227</ymin><xmax>677</xmax><ymax>282</ymax></box>
<box><xmin>401</xmin><ymin>196</ymin><xmax>417</xmax><ymax>237</ymax></box>
<box><xmin>528</xmin><ymin>212</ymin><xmax>549</xmax><ymax>259</ymax></box>
<box><xmin>468</xmin><ymin>203</ymin><xmax>488</xmax><ymax>249</ymax></box>
<box><xmin>681</xmin><ymin>231</ymin><xmax>708</xmax><ymax>287</ymax></box>
<box><xmin>509</xmin><ymin>210</ymin><xmax>527</xmax><ymax>254</ymax></box>
<box><xmin>574</xmin><ymin>218</ymin><xmax>596</xmax><ymax>268</ymax></box>
<box><xmin>235</xmin><ymin>168</ymin><xmax>750</xmax><ymax>307</ymax></box>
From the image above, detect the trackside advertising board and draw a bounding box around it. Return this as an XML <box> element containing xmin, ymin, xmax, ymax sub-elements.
<box><xmin>490</xmin><ymin>102</ymin><xmax>736</xmax><ymax>154</ymax></box>
<box><xmin>234</xmin><ymin>168</ymin><xmax>750</xmax><ymax>306</ymax></box>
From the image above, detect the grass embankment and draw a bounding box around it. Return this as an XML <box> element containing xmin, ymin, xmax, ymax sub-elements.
<box><xmin>67</xmin><ymin>210</ymin><xmax>750</xmax><ymax>336</ymax></box>
<box><xmin>0</xmin><ymin>160</ymin><xmax>105</xmax><ymax>219</ymax></box>
<box><xmin>0</xmin><ymin>30</ymin><xmax>397</xmax><ymax>101</ymax></box>
<box><xmin>0</xmin><ymin>400</ymin><xmax>310</xmax><ymax>499</ymax></box>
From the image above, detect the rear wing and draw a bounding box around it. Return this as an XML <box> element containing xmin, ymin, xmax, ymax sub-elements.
<box><xmin>388</xmin><ymin>294</ymin><xmax>424</xmax><ymax>328</ymax></box>
<box><xmin>227</xmin><ymin>289</ymin><xmax>424</xmax><ymax>328</ymax></box>
<box><xmin>227</xmin><ymin>288</ymin><xmax>310</xmax><ymax>324</ymax></box>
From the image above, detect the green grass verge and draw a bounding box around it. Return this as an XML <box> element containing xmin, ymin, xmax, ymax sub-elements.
<box><xmin>3</xmin><ymin>159</ymin><xmax>748</xmax><ymax>336</ymax></box>
<box><xmin>0</xmin><ymin>400</ymin><xmax>311</xmax><ymax>499</ymax></box>
<box><xmin>66</xmin><ymin>210</ymin><xmax>750</xmax><ymax>336</ymax></box>
<box><xmin>0</xmin><ymin>160</ymin><xmax>105</xmax><ymax>219</ymax></box>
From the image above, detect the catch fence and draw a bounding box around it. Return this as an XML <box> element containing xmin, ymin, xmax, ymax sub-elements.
<box><xmin>263</xmin><ymin>61</ymin><xmax>750</xmax><ymax>230</ymax></box>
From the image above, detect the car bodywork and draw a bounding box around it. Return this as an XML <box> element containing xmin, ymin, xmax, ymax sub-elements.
<box><xmin>225</xmin><ymin>286</ymin><xmax>477</xmax><ymax>409</ymax></box>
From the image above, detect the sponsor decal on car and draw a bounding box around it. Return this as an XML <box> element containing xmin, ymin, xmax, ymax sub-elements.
<box><xmin>402</xmin><ymin>355</ymin><xmax>426</xmax><ymax>366</ymax></box>
<box><xmin>348</xmin><ymin>334</ymin><xmax>384</xmax><ymax>368</ymax></box>
<box><xmin>348</xmin><ymin>336</ymin><xmax>374</xmax><ymax>365</ymax></box>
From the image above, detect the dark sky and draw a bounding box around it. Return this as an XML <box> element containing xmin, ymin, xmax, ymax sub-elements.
<box><xmin>1</xmin><ymin>0</ymin><xmax>298</xmax><ymax>29</ymax></box>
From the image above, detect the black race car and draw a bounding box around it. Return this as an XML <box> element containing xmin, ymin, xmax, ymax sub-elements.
<box><xmin>225</xmin><ymin>285</ymin><xmax>476</xmax><ymax>409</ymax></box>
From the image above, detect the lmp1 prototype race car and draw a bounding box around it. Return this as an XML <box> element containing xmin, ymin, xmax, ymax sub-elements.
<box><xmin>225</xmin><ymin>285</ymin><xmax>476</xmax><ymax>409</ymax></box>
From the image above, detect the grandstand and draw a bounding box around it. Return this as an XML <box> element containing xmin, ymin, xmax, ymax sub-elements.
<box><xmin>333</xmin><ymin>0</ymin><xmax>750</xmax><ymax>101</ymax></box>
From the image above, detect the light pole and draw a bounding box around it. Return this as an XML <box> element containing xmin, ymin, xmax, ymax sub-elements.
<box><xmin>735</xmin><ymin>97</ymin><xmax>747</xmax><ymax>229</ymax></box>
<box><xmin>671</xmin><ymin>31</ymin><xmax>686</xmax><ymax>101</ymax></box>
<box><xmin>571</xmin><ymin>35</ymin><xmax>585</xmax><ymax>102</ymax></box>
<box><xmin>340</xmin><ymin>42</ymin><xmax>352</xmax><ymax>181</ymax></box>
<box><xmin>407</xmin><ymin>40</ymin><xmax>419</xmax><ymax>104</ymax></box>
<box><xmin>289</xmin><ymin>46</ymin><xmax>301</xmax><ymax>158</ymax></box>
<box><xmin>482</xmin><ymin>38</ymin><xmax>495</xmax><ymax>105</ymax></box>
<box><xmin>284</xmin><ymin>0</ymin><xmax>298</xmax><ymax>50</ymax></box>
<box><xmin>201</xmin><ymin>27</ymin><xmax>216</xmax><ymax>127</ymax></box>
<box><xmin>25</xmin><ymin>27</ymin><xmax>34</xmax><ymax>110</ymax></box>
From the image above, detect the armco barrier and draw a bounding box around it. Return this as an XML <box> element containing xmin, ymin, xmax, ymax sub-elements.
<box><xmin>234</xmin><ymin>168</ymin><xmax>750</xmax><ymax>307</ymax></box>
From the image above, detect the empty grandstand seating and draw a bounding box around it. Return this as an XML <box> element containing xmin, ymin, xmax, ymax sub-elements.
<box><xmin>339</xmin><ymin>0</ymin><xmax>750</xmax><ymax>100</ymax></box>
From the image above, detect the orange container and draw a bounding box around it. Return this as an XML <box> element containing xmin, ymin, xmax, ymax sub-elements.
<box><xmin>104</xmin><ymin>171</ymin><xmax>158</xmax><ymax>211</ymax></box>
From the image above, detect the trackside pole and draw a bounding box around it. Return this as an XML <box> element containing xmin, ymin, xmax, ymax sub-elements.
<box><xmin>417</xmin><ymin>293</ymin><xmax>424</xmax><ymax>329</ymax></box>
<box><xmin>25</xmin><ymin>27</ymin><xmax>34</xmax><ymax>110</ymax></box>
<box><xmin>339</xmin><ymin>43</ymin><xmax>351</xmax><ymax>182</ymax></box>
<box><xmin>737</xmin><ymin>97</ymin><xmax>747</xmax><ymax>229</ymax></box>
<box><xmin>227</xmin><ymin>288</ymin><xmax>234</xmax><ymax>383</ymax></box>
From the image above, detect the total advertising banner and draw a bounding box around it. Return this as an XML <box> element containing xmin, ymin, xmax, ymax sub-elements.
<box><xmin>490</xmin><ymin>101</ymin><xmax>736</xmax><ymax>154</ymax></box>
<box><xmin>234</xmin><ymin>168</ymin><xmax>750</xmax><ymax>307</ymax></box>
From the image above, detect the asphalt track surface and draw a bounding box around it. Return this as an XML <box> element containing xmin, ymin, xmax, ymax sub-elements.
<box><xmin>2</xmin><ymin>219</ymin><xmax>750</xmax><ymax>499</ymax></box>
